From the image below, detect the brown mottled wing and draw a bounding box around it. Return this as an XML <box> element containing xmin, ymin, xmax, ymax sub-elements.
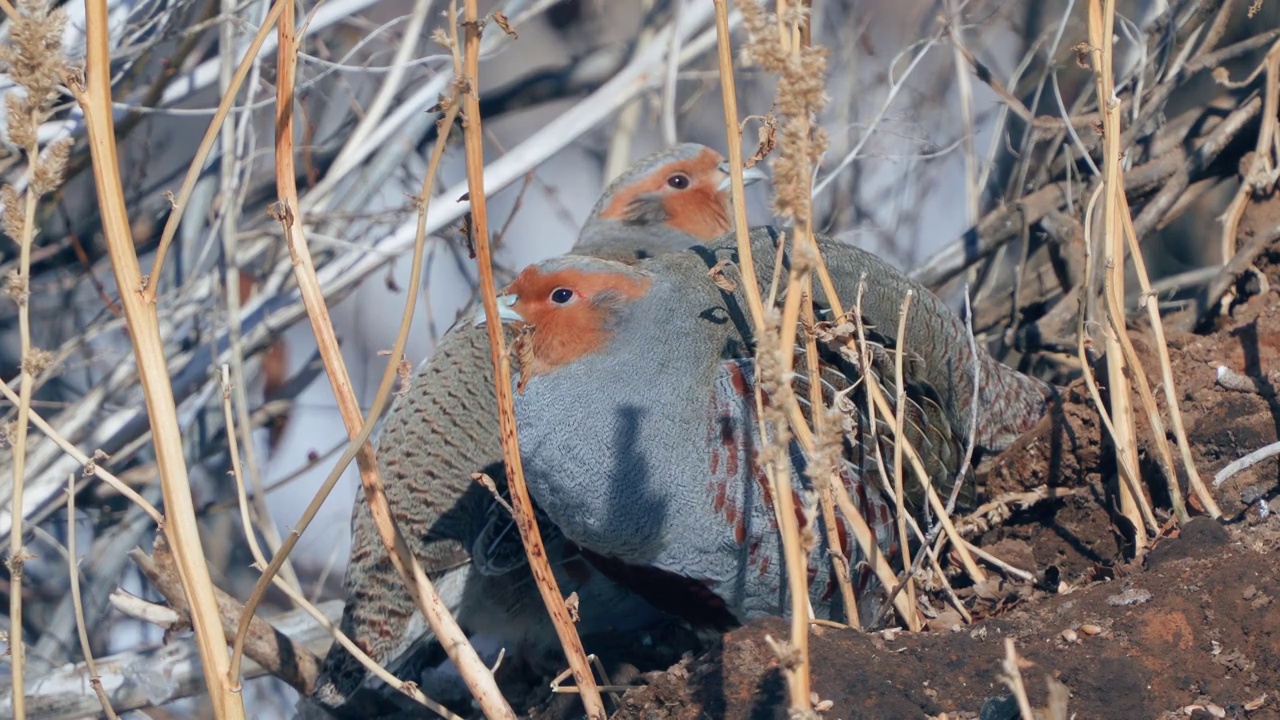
<box><xmin>310</xmin><ymin>321</ymin><xmax>513</xmax><ymax>715</ymax></box>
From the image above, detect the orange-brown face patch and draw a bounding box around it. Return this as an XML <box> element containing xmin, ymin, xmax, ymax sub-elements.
<box><xmin>597</xmin><ymin>147</ymin><xmax>732</xmax><ymax>240</ymax></box>
<box><xmin>504</xmin><ymin>266</ymin><xmax>652</xmax><ymax>382</ymax></box>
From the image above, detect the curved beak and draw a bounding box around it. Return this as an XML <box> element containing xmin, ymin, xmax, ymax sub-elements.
<box><xmin>717</xmin><ymin>162</ymin><xmax>768</xmax><ymax>192</ymax></box>
<box><xmin>472</xmin><ymin>293</ymin><xmax>525</xmax><ymax>327</ymax></box>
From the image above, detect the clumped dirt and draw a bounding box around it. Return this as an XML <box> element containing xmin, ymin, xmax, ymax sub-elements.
<box><xmin>589</xmin><ymin>219</ymin><xmax>1280</xmax><ymax>719</ymax></box>
<box><xmin>614</xmin><ymin>518</ymin><xmax>1279</xmax><ymax>719</ymax></box>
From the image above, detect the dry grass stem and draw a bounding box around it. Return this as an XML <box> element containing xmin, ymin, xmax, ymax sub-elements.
<box><xmin>825</xmin><ymin>455</ymin><xmax>920</xmax><ymax>629</ymax></box>
<box><xmin>961</xmin><ymin>539</ymin><xmax>1033</xmax><ymax>582</ymax></box>
<box><xmin>713</xmin><ymin>0</ymin><xmax>768</xmax><ymax>330</ymax></box>
<box><xmin>999</xmin><ymin>638</ymin><xmax>1036</xmax><ymax>720</ymax></box>
<box><xmin>803</xmin><ymin>328</ymin><xmax>861</xmax><ymax>628</ymax></box>
<box><xmin>849</xmin><ymin>283</ymin><xmax>923</xmax><ymax>630</ymax></box>
<box><xmin>459</xmin><ymin>0</ymin><xmax>602</xmax><ymax>715</ymax></box>
<box><xmin>222</xmin><ymin>365</ymin><xmax>274</xmax><ymax>574</ymax></box>
<box><xmin>718</xmin><ymin>1</ymin><xmax>834</xmax><ymax>708</ymax></box>
<box><xmin>68</xmin><ymin>0</ymin><xmax>246</xmax><ymax>712</ymax></box>
<box><xmin>890</xmin><ymin>291</ymin><xmax>918</xmax><ymax>618</ymax></box>
<box><xmin>1101</xmin><ymin>280</ymin><xmax>1188</xmax><ymax>522</ymax></box>
<box><xmin>863</xmin><ymin>374</ymin><xmax>986</xmax><ymax>582</ymax></box>
<box><xmin>1087</xmin><ymin>0</ymin><xmax>1149</xmax><ymax>551</ymax></box>
<box><xmin>1</xmin><ymin>2</ymin><xmax>71</xmax><ymax>710</ymax></box>
<box><xmin>262</xmin><ymin>587</ymin><xmax>463</xmax><ymax>720</ymax></box>
<box><xmin>1125</xmin><ymin>191</ymin><xmax>1221</xmax><ymax>516</ymax></box>
<box><xmin>66</xmin><ymin>475</ymin><xmax>120</xmax><ymax>720</ymax></box>
<box><xmin>946</xmin><ymin>290</ymin><xmax>981</xmax><ymax>515</ymax></box>
<box><xmin>1077</xmin><ymin>186</ymin><xmax>1160</xmax><ymax>536</ymax></box>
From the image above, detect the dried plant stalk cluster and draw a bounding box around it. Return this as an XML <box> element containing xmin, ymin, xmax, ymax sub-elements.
<box><xmin>1</xmin><ymin>1</ymin><xmax>72</xmax><ymax>715</ymax></box>
<box><xmin>739</xmin><ymin>0</ymin><xmax>828</xmax><ymax>226</ymax></box>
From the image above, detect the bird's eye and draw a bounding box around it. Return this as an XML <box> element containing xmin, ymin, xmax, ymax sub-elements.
<box><xmin>550</xmin><ymin>288</ymin><xmax>575</xmax><ymax>304</ymax></box>
<box><xmin>666</xmin><ymin>173</ymin><xmax>691</xmax><ymax>189</ymax></box>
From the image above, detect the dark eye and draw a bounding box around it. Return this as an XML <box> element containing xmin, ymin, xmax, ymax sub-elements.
<box><xmin>550</xmin><ymin>288</ymin><xmax>574</xmax><ymax>304</ymax></box>
<box><xmin>666</xmin><ymin>173</ymin><xmax>690</xmax><ymax>189</ymax></box>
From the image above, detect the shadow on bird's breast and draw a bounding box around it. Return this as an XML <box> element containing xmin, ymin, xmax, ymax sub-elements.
<box><xmin>596</xmin><ymin>405</ymin><xmax>669</xmax><ymax>562</ymax></box>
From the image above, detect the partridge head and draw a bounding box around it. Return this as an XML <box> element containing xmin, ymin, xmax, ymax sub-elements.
<box><xmin>575</xmin><ymin>142</ymin><xmax>766</xmax><ymax>261</ymax></box>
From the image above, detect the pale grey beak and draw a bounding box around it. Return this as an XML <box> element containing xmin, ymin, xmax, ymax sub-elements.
<box><xmin>716</xmin><ymin>162</ymin><xmax>768</xmax><ymax>192</ymax></box>
<box><xmin>472</xmin><ymin>294</ymin><xmax>525</xmax><ymax>327</ymax></box>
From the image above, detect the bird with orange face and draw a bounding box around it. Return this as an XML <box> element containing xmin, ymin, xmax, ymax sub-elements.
<box><xmin>491</xmin><ymin>227</ymin><xmax>1051</xmax><ymax>631</ymax></box>
<box><xmin>574</xmin><ymin>143</ymin><xmax>761</xmax><ymax>260</ymax></box>
<box><xmin>303</xmin><ymin>144</ymin><xmax>765</xmax><ymax>719</ymax></box>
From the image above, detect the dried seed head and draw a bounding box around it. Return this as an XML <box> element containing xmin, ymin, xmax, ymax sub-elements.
<box><xmin>31</xmin><ymin>137</ymin><xmax>72</xmax><ymax>196</ymax></box>
<box><xmin>1</xmin><ymin>185</ymin><xmax>25</xmax><ymax>242</ymax></box>
<box><xmin>5</xmin><ymin>94</ymin><xmax>34</xmax><ymax>150</ymax></box>
<box><xmin>4</xmin><ymin>269</ymin><xmax>28</xmax><ymax>305</ymax></box>
<box><xmin>0</xmin><ymin>0</ymin><xmax>69</xmax><ymax>136</ymax></box>
<box><xmin>738</xmin><ymin>0</ymin><xmax>829</xmax><ymax>224</ymax></box>
<box><xmin>22</xmin><ymin>346</ymin><xmax>54</xmax><ymax>376</ymax></box>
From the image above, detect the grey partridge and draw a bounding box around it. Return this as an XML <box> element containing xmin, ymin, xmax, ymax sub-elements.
<box><xmin>303</xmin><ymin>143</ymin><xmax>765</xmax><ymax>718</ymax></box>
<box><xmin>493</xmin><ymin>227</ymin><xmax>1051</xmax><ymax>629</ymax></box>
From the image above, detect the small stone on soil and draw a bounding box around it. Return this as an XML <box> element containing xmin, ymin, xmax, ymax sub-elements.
<box><xmin>1106</xmin><ymin>587</ymin><xmax>1153</xmax><ymax>606</ymax></box>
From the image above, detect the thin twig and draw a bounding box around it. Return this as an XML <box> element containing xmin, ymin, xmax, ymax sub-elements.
<box><xmin>850</xmin><ymin>281</ymin><xmax>920</xmax><ymax>630</ymax></box>
<box><xmin>713</xmin><ymin>0</ymin><xmax>768</xmax><ymax>331</ymax></box>
<box><xmin>1213</xmin><ymin>440</ymin><xmax>1280</xmax><ymax>488</ymax></box>
<box><xmin>944</xmin><ymin>287</ymin><xmax>980</xmax><ymax>516</ymax></box>
<box><xmin>999</xmin><ymin>638</ymin><xmax>1036</xmax><ymax>720</ymax></box>
<box><xmin>66</xmin><ymin>475</ymin><xmax>120</xmax><ymax>720</ymax></box>
<box><xmin>803</xmin><ymin>320</ymin><xmax>860</xmax><ymax>627</ymax></box>
<box><xmin>890</xmin><ymin>291</ymin><xmax>918</xmax><ymax>619</ymax></box>
<box><xmin>141</xmin><ymin>0</ymin><xmax>289</xmax><ymax>304</ymax></box>
<box><xmin>217</xmin><ymin>0</ymin><xmax>299</xmax><ymax>591</ymax></box>
<box><xmin>0</xmin><ymin>379</ymin><xmax>162</xmax><ymax>523</ymax></box>
<box><xmin>459</xmin><ymin>0</ymin><xmax>602</xmax><ymax>714</ymax></box>
<box><xmin>1119</xmin><ymin>195</ymin><xmax>1222</xmax><ymax>518</ymax></box>
<box><xmin>1218</xmin><ymin>40</ymin><xmax>1280</xmax><ymax>269</ymax></box>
